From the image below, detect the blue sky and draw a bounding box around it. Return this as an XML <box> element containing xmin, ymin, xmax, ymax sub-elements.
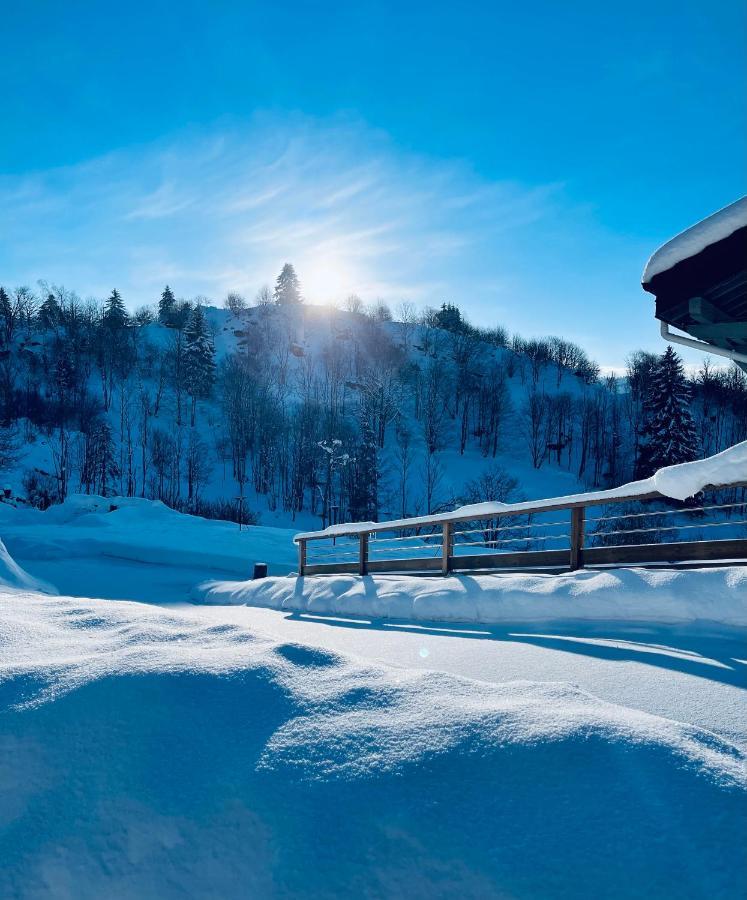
<box><xmin>1</xmin><ymin>0</ymin><xmax>744</xmax><ymax>367</ymax></box>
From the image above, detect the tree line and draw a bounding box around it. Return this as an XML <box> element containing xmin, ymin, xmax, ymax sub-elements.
<box><xmin>0</xmin><ymin>263</ymin><xmax>744</xmax><ymax>527</ymax></box>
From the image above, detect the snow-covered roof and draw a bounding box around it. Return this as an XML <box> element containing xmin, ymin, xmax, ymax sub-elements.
<box><xmin>295</xmin><ymin>441</ymin><xmax>747</xmax><ymax>540</ymax></box>
<box><xmin>642</xmin><ymin>196</ymin><xmax>747</xmax><ymax>285</ymax></box>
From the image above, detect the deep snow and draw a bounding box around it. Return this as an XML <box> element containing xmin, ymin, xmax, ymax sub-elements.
<box><xmin>0</xmin><ymin>494</ymin><xmax>297</xmax><ymax>587</ymax></box>
<box><xmin>196</xmin><ymin>566</ymin><xmax>747</xmax><ymax>628</ymax></box>
<box><xmin>0</xmin><ymin>537</ymin><xmax>55</xmax><ymax>594</ymax></box>
<box><xmin>1</xmin><ymin>487</ymin><xmax>746</xmax><ymax>898</ymax></box>
<box><xmin>1</xmin><ymin>589</ymin><xmax>745</xmax><ymax>899</ymax></box>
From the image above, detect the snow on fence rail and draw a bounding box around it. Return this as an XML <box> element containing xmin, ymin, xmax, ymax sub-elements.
<box><xmin>294</xmin><ymin>445</ymin><xmax>747</xmax><ymax>576</ymax></box>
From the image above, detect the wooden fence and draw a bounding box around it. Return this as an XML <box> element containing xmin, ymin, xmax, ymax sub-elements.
<box><xmin>295</xmin><ymin>481</ymin><xmax>747</xmax><ymax>577</ymax></box>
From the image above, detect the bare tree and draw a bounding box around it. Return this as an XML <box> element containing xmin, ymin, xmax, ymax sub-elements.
<box><xmin>225</xmin><ymin>292</ymin><xmax>247</xmax><ymax>315</ymax></box>
<box><xmin>521</xmin><ymin>389</ymin><xmax>549</xmax><ymax>469</ymax></box>
<box><xmin>396</xmin><ymin>300</ymin><xmax>417</xmax><ymax>350</ymax></box>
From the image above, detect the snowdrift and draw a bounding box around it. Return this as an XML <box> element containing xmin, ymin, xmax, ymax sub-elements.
<box><xmin>0</xmin><ymin>493</ymin><xmax>296</xmax><ymax>577</ymax></box>
<box><xmin>195</xmin><ymin>565</ymin><xmax>747</xmax><ymax>627</ymax></box>
<box><xmin>1</xmin><ymin>590</ymin><xmax>745</xmax><ymax>899</ymax></box>
<box><xmin>0</xmin><ymin>537</ymin><xmax>56</xmax><ymax>594</ymax></box>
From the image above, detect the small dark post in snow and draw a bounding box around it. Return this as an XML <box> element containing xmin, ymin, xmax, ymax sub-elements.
<box><xmin>298</xmin><ymin>540</ymin><xmax>306</xmax><ymax>577</ymax></box>
<box><xmin>441</xmin><ymin>521</ymin><xmax>453</xmax><ymax>575</ymax></box>
<box><xmin>253</xmin><ymin>562</ymin><xmax>268</xmax><ymax>580</ymax></box>
<box><xmin>570</xmin><ymin>507</ymin><xmax>585</xmax><ymax>571</ymax></box>
<box><xmin>359</xmin><ymin>532</ymin><xmax>369</xmax><ymax>576</ymax></box>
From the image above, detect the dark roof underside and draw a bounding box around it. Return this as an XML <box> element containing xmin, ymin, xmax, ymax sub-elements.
<box><xmin>643</xmin><ymin>224</ymin><xmax>747</xmax><ymax>360</ymax></box>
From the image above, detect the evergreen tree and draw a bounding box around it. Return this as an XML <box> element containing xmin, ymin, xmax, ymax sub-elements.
<box><xmin>349</xmin><ymin>410</ymin><xmax>379</xmax><ymax>521</ymax></box>
<box><xmin>636</xmin><ymin>346</ymin><xmax>700</xmax><ymax>478</ymax></box>
<box><xmin>38</xmin><ymin>293</ymin><xmax>62</xmax><ymax>330</ymax></box>
<box><xmin>0</xmin><ymin>288</ymin><xmax>12</xmax><ymax>345</ymax></box>
<box><xmin>184</xmin><ymin>305</ymin><xmax>216</xmax><ymax>425</ymax></box>
<box><xmin>159</xmin><ymin>285</ymin><xmax>176</xmax><ymax>325</ymax></box>
<box><xmin>103</xmin><ymin>290</ymin><xmax>128</xmax><ymax>330</ymax></box>
<box><xmin>434</xmin><ymin>302</ymin><xmax>463</xmax><ymax>332</ymax></box>
<box><xmin>273</xmin><ymin>263</ymin><xmax>302</xmax><ymax>305</ymax></box>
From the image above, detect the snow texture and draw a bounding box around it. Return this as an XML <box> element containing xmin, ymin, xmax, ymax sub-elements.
<box><xmin>642</xmin><ymin>195</ymin><xmax>747</xmax><ymax>284</ymax></box>
<box><xmin>196</xmin><ymin>565</ymin><xmax>747</xmax><ymax>627</ymax></box>
<box><xmin>0</xmin><ymin>537</ymin><xmax>56</xmax><ymax>594</ymax></box>
<box><xmin>295</xmin><ymin>441</ymin><xmax>747</xmax><ymax>540</ymax></box>
<box><xmin>1</xmin><ymin>588</ymin><xmax>745</xmax><ymax>899</ymax></box>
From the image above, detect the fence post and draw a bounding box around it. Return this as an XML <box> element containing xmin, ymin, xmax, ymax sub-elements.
<box><xmin>298</xmin><ymin>539</ymin><xmax>306</xmax><ymax>576</ymax></box>
<box><xmin>570</xmin><ymin>507</ymin><xmax>585</xmax><ymax>571</ymax></box>
<box><xmin>442</xmin><ymin>521</ymin><xmax>453</xmax><ymax>575</ymax></box>
<box><xmin>359</xmin><ymin>532</ymin><xmax>369</xmax><ymax>576</ymax></box>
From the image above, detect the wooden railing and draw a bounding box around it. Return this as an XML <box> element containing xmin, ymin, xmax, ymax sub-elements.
<box><xmin>295</xmin><ymin>481</ymin><xmax>747</xmax><ymax>577</ymax></box>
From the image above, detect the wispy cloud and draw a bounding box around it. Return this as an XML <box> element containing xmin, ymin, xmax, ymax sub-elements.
<box><xmin>0</xmin><ymin>112</ymin><xmax>565</xmax><ymax>309</ymax></box>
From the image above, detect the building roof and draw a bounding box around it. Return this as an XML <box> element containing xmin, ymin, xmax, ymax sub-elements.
<box><xmin>642</xmin><ymin>196</ymin><xmax>747</xmax><ymax>286</ymax></box>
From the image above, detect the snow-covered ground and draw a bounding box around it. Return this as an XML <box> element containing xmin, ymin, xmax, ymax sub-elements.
<box><xmin>0</xmin><ymin>494</ymin><xmax>297</xmax><ymax>596</ymax></box>
<box><xmin>1</xmin><ymin>494</ymin><xmax>746</xmax><ymax>897</ymax></box>
<box><xmin>2</xmin><ymin>588</ymin><xmax>746</xmax><ymax>899</ymax></box>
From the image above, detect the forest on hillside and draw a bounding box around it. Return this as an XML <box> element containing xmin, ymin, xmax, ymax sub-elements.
<box><xmin>0</xmin><ymin>264</ymin><xmax>745</xmax><ymax>527</ymax></box>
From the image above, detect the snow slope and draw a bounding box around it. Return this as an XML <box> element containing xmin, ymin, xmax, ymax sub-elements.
<box><xmin>1</xmin><ymin>588</ymin><xmax>745</xmax><ymax>899</ymax></box>
<box><xmin>0</xmin><ymin>538</ymin><xmax>56</xmax><ymax>594</ymax></box>
<box><xmin>0</xmin><ymin>494</ymin><xmax>296</xmax><ymax>588</ymax></box>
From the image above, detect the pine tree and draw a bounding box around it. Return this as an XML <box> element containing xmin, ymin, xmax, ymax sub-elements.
<box><xmin>184</xmin><ymin>305</ymin><xmax>216</xmax><ymax>425</ymax></box>
<box><xmin>103</xmin><ymin>290</ymin><xmax>128</xmax><ymax>330</ymax></box>
<box><xmin>38</xmin><ymin>293</ymin><xmax>62</xmax><ymax>330</ymax></box>
<box><xmin>434</xmin><ymin>302</ymin><xmax>463</xmax><ymax>332</ymax></box>
<box><xmin>0</xmin><ymin>288</ymin><xmax>12</xmax><ymax>345</ymax></box>
<box><xmin>349</xmin><ymin>411</ymin><xmax>379</xmax><ymax>521</ymax></box>
<box><xmin>636</xmin><ymin>346</ymin><xmax>700</xmax><ymax>478</ymax></box>
<box><xmin>273</xmin><ymin>263</ymin><xmax>302</xmax><ymax>305</ymax></box>
<box><xmin>159</xmin><ymin>286</ymin><xmax>176</xmax><ymax>325</ymax></box>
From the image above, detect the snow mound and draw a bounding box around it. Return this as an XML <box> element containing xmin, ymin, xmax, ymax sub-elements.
<box><xmin>0</xmin><ymin>537</ymin><xmax>56</xmax><ymax>593</ymax></box>
<box><xmin>0</xmin><ymin>590</ymin><xmax>745</xmax><ymax>898</ymax></box>
<box><xmin>642</xmin><ymin>195</ymin><xmax>747</xmax><ymax>283</ymax></box>
<box><xmin>651</xmin><ymin>441</ymin><xmax>747</xmax><ymax>500</ymax></box>
<box><xmin>0</xmin><ymin>493</ymin><xmax>296</xmax><ymax>576</ymax></box>
<box><xmin>195</xmin><ymin>565</ymin><xmax>747</xmax><ymax>627</ymax></box>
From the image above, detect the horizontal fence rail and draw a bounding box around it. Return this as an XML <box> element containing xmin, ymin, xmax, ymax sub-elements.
<box><xmin>296</xmin><ymin>479</ymin><xmax>747</xmax><ymax>577</ymax></box>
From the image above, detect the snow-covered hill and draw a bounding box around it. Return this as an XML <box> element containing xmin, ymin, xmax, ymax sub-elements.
<box><xmin>5</xmin><ymin>296</ymin><xmax>744</xmax><ymax>536</ymax></box>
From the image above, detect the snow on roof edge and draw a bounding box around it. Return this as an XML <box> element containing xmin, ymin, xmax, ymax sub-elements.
<box><xmin>642</xmin><ymin>196</ymin><xmax>747</xmax><ymax>286</ymax></box>
<box><xmin>295</xmin><ymin>442</ymin><xmax>747</xmax><ymax>541</ymax></box>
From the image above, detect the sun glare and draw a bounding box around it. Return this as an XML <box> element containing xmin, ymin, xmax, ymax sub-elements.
<box><xmin>299</xmin><ymin>252</ymin><xmax>360</xmax><ymax>305</ymax></box>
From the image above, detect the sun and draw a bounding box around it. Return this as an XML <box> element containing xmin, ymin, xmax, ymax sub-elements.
<box><xmin>299</xmin><ymin>251</ymin><xmax>359</xmax><ymax>306</ymax></box>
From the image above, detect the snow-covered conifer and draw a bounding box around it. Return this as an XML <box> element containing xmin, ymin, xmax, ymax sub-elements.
<box><xmin>636</xmin><ymin>346</ymin><xmax>699</xmax><ymax>478</ymax></box>
<box><xmin>184</xmin><ymin>305</ymin><xmax>216</xmax><ymax>425</ymax></box>
<box><xmin>159</xmin><ymin>286</ymin><xmax>176</xmax><ymax>325</ymax></box>
<box><xmin>274</xmin><ymin>264</ymin><xmax>302</xmax><ymax>305</ymax></box>
<box><xmin>103</xmin><ymin>290</ymin><xmax>128</xmax><ymax>330</ymax></box>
